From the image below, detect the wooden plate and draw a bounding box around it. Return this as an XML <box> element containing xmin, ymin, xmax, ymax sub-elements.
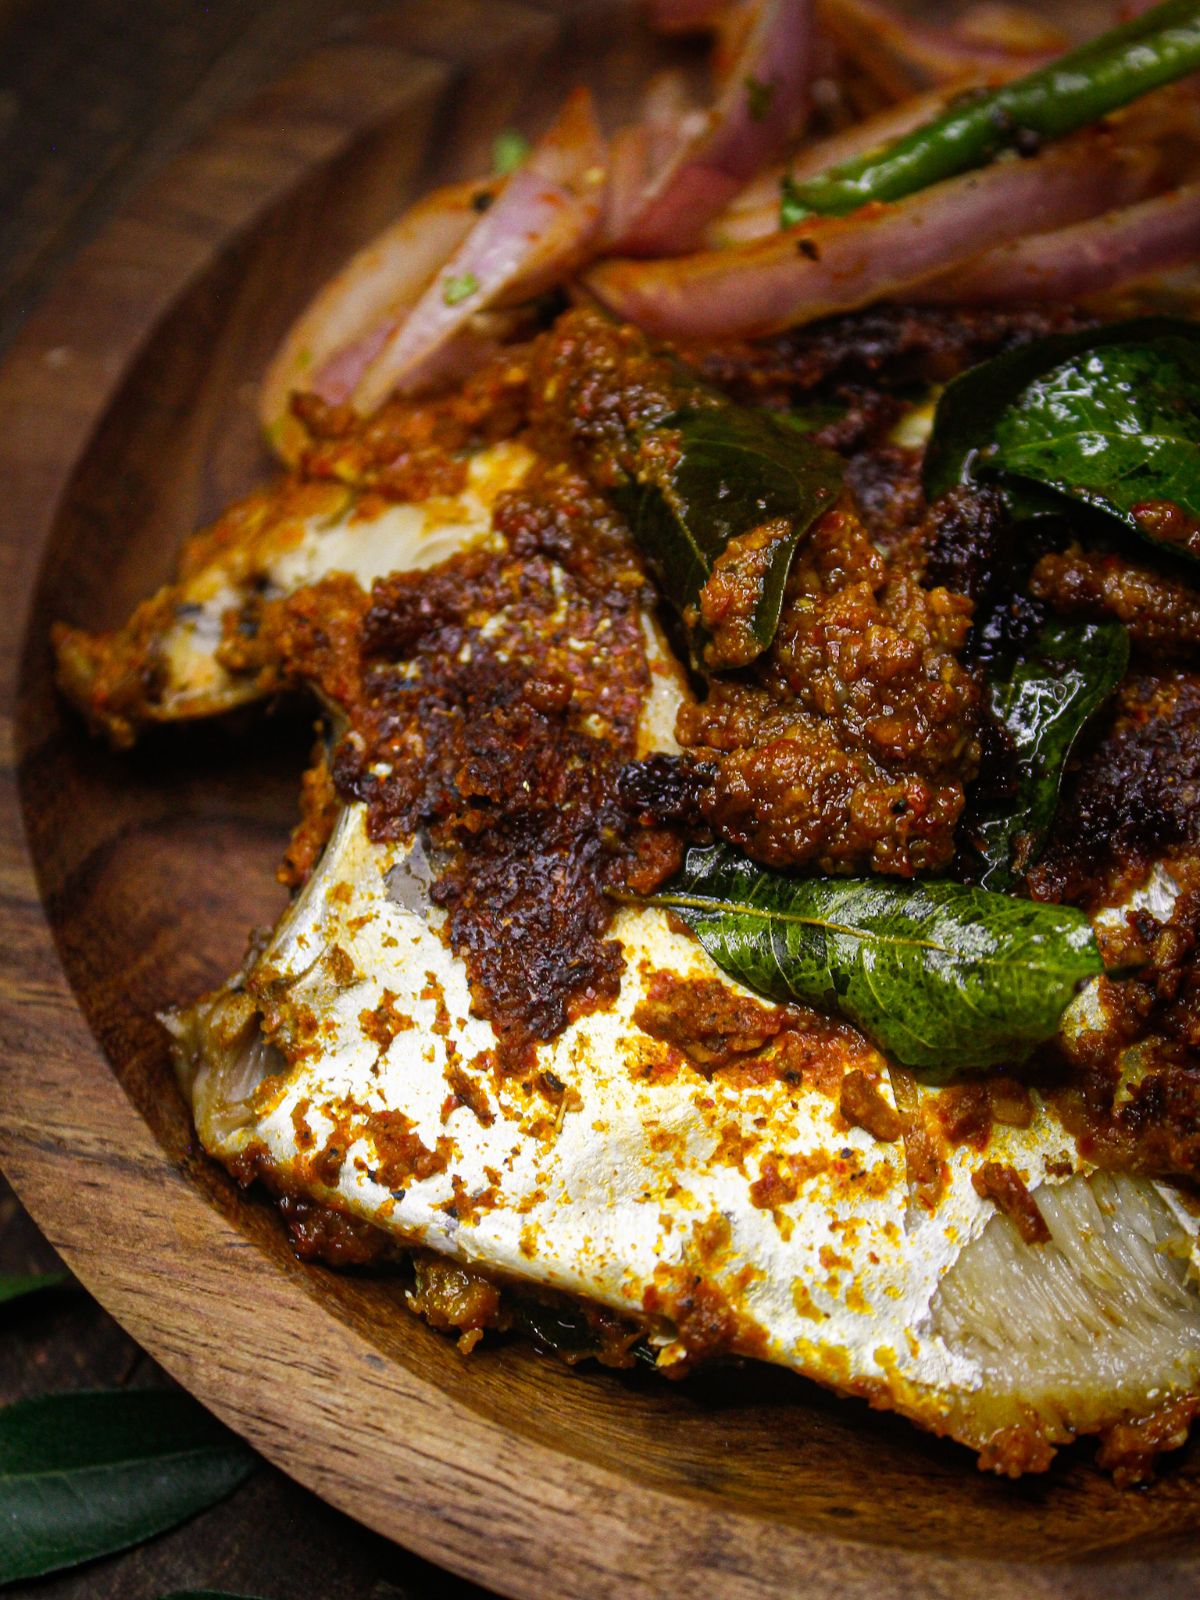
<box><xmin>2</xmin><ymin>4</ymin><xmax>1199</xmax><ymax>1595</ymax></box>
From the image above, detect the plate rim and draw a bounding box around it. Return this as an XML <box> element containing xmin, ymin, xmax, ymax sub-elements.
<box><xmin>0</xmin><ymin>8</ymin><xmax>1197</xmax><ymax>1597</ymax></box>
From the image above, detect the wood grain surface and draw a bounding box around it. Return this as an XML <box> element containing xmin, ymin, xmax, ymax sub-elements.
<box><xmin>2</xmin><ymin>3</ymin><xmax>1199</xmax><ymax>1598</ymax></box>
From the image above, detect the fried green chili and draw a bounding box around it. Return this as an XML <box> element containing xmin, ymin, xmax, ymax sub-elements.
<box><xmin>780</xmin><ymin>0</ymin><xmax>1200</xmax><ymax>225</ymax></box>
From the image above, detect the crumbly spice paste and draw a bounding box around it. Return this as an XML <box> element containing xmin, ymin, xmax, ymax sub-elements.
<box><xmin>270</xmin><ymin>461</ymin><xmax>654</xmax><ymax>1079</ymax></box>
<box><xmin>267</xmin><ymin>311</ymin><xmax>1200</xmax><ymax>1205</ymax></box>
<box><xmin>56</xmin><ymin>305</ymin><xmax>1200</xmax><ymax>1262</ymax></box>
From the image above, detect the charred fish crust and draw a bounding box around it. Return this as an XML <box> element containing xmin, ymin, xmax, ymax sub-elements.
<box><xmin>920</xmin><ymin>482</ymin><xmax>1035</xmax><ymax>655</ymax></box>
<box><xmin>1030</xmin><ymin>672</ymin><xmax>1200</xmax><ymax>910</ymax></box>
<box><xmin>52</xmin><ymin>440</ymin><xmax>539</xmax><ymax>747</ymax></box>
<box><xmin>272</xmin><ymin>466</ymin><xmax>657</xmax><ymax>1077</ymax></box>
<box><xmin>617</xmin><ymin>753</ymin><xmax>710</xmax><ymax>831</ymax></box>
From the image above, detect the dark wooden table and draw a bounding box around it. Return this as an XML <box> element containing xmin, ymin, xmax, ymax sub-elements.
<box><xmin>0</xmin><ymin>2</ymin><xmax>497</xmax><ymax>1593</ymax></box>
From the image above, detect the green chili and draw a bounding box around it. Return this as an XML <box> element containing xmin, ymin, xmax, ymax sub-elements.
<box><xmin>780</xmin><ymin>0</ymin><xmax>1200</xmax><ymax>225</ymax></box>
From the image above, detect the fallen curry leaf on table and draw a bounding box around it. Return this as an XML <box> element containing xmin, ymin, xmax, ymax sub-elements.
<box><xmin>0</xmin><ymin>1272</ymin><xmax>69</xmax><ymax>1307</ymax></box>
<box><xmin>0</xmin><ymin>1389</ymin><xmax>255</xmax><ymax>1585</ymax></box>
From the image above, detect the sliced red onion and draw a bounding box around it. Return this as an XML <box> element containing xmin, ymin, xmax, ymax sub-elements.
<box><xmin>259</xmin><ymin>178</ymin><xmax>499</xmax><ymax>458</ymax></box>
<box><xmin>953</xmin><ymin>4</ymin><xmax>1070</xmax><ymax>56</ymax></box>
<box><xmin>604</xmin><ymin>71</ymin><xmax>702</xmax><ymax>244</ymax></box>
<box><xmin>912</xmin><ymin>181</ymin><xmax>1200</xmax><ymax>304</ymax></box>
<box><xmin>351</xmin><ymin>89</ymin><xmax>607</xmax><ymax>410</ymax></box>
<box><xmin>644</xmin><ymin>68</ymin><xmax>701</xmax><ymax>166</ymax></box>
<box><xmin>708</xmin><ymin>83</ymin><xmax>974</xmax><ymax>243</ymax></box>
<box><xmin>607</xmin><ymin>0</ymin><xmax>816</xmax><ymax>256</ymax></box>
<box><xmin>818</xmin><ymin>0</ymin><xmax>1054</xmax><ymax>98</ymax></box>
<box><xmin>584</xmin><ymin>130</ymin><xmax>1164</xmax><ymax>340</ymax></box>
<box><xmin>604</xmin><ymin>125</ymin><xmax>654</xmax><ymax>246</ymax></box>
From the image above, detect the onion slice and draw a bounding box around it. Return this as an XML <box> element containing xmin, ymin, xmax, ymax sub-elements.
<box><xmin>604</xmin><ymin>71</ymin><xmax>701</xmax><ymax>244</ymax></box>
<box><xmin>584</xmin><ymin>129</ymin><xmax>1164</xmax><ymax>339</ymax></box>
<box><xmin>954</xmin><ymin>4</ymin><xmax>1072</xmax><ymax>56</ymax></box>
<box><xmin>350</xmin><ymin>88</ymin><xmax>607</xmax><ymax>410</ymax></box>
<box><xmin>818</xmin><ymin>0</ymin><xmax>1056</xmax><ymax>98</ymax></box>
<box><xmin>607</xmin><ymin>0</ymin><xmax>816</xmax><ymax>255</ymax></box>
<box><xmin>259</xmin><ymin>178</ymin><xmax>499</xmax><ymax>460</ymax></box>
<box><xmin>708</xmin><ymin>82</ymin><xmax>979</xmax><ymax>243</ymax></box>
<box><xmin>912</xmin><ymin>181</ymin><xmax>1200</xmax><ymax>304</ymax></box>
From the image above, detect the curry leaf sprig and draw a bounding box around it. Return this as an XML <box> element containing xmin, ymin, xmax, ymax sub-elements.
<box><xmin>160</xmin><ymin>1591</ymin><xmax>271</xmax><ymax>1598</ymax></box>
<box><xmin>0</xmin><ymin>1270</ymin><xmax>68</xmax><ymax>1306</ymax></box>
<box><xmin>920</xmin><ymin>318</ymin><xmax>1200</xmax><ymax>887</ymax></box>
<box><xmin>781</xmin><ymin>0</ymin><xmax>1200</xmax><ymax>225</ymax></box>
<box><xmin>638</xmin><ymin>844</ymin><xmax>1102</xmax><ymax>1078</ymax></box>
<box><xmin>549</xmin><ymin>319</ymin><xmax>845</xmax><ymax>674</ymax></box>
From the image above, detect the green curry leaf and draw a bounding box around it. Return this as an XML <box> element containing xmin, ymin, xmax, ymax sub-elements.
<box><xmin>0</xmin><ymin>1390</ymin><xmax>255</xmax><ymax>1584</ymax></box>
<box><xmin>641</xmin><ymin>843</ymin><xmax>1102</xmax><ymax>1077</ymax></box>
<box><xmin>620</xmin><ymin>406</ymin><xmax>843</xmax><ymax>672</ymax></box>
<box><xmin>972</xmin><ymin>621</ymin><xmax>1129</xmax><ymax>891</ymax></box>
<box><xmin>0</xmin><ymin>1271</ymin><xmax>68</xmax><ymax>1307</ymax></box>
<box><xmin>923</xmin><ymin>317</ymin><xmax>1200</xmax><ymax>560</ymax></box>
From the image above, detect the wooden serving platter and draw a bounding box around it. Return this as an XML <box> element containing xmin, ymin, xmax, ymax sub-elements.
<box><xmin>2</xmin><ymin>3</ymin><xmax>1199</xmax><ymax>1595</ymax></box>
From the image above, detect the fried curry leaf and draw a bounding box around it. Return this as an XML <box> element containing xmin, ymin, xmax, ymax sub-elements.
<box><xmin>973</xmin><ymin>621</ymin><xmax>1129</xmax><ymax>891</ymax></box>
<box><xmin>0</xmin><ymin>1390</ymin><xmax>255</xmax><ymax>1584</ymax></box>
<box><xmin>923</xmin><ymin>318</ymin><xmax>1200</xmax><ymax>559</ymax></box>
<box><xmin>0</xmin><ymin>1271</ymin><xmax>68</xmax><ymax>1307</ymax></box>
<box><xmin>621</xmin><ymin>406</ymin><xmax>843</xmax><ymax>672</ymax></box>
<box><xmin>643</xmin><ymin>843</ymin><xmax>1102</xmax><ymax>1076</ymax></box>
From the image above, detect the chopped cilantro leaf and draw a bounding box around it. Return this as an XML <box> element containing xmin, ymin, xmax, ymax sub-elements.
<box><xmin>492</xmin><ymin>129</ymin><xmax>531</xmax><ymax>175</ymax></box>
<box><xmin>442</xmin><ymin>272</ymin><xmax>481</xmax><ymax>306</ymax></box>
